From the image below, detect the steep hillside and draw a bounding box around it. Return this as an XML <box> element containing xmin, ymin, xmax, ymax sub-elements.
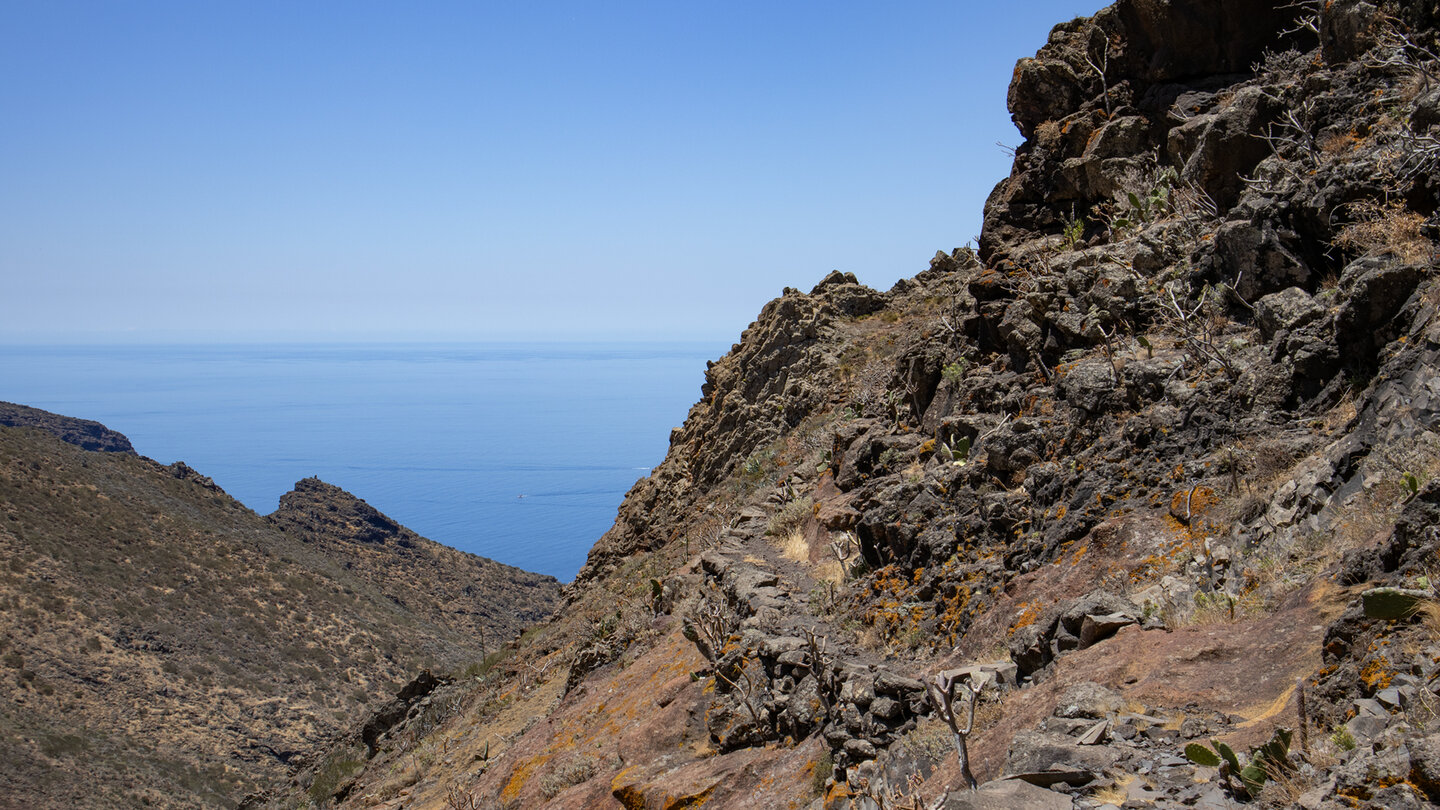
<box><xmin>281</xmin><ymin>1</ymin><xmax>1440</xmax><ymax>808</ymax></box>
<box><xmin>0</xmin><ymin>416</ymin><xmax>558</xmax><ymax>809</ymax></box>
<box><xmin>269</xmin><ymin>477</ymin><xmax>556</xmax><ymax>655</ymax></box>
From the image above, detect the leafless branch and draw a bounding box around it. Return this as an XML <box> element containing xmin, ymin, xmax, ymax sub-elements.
<box><xmin>714</xmin><ymin>656</ymin><xmax>767</xmax><ymax>724</ymax></box>
<box><xmin>925</xmin><ymin>669</ymin><xmax>990</xmax><ymax>790</ymax></box>
<box><xmin>1083</xmin><ymin>37</ymin><xmax>1113</xmax><ymax>117</ymax></box>
<box><xmin>682</xmin><ymin>583</ymin><xmax>737</xmax><ymax>664</ymax></box>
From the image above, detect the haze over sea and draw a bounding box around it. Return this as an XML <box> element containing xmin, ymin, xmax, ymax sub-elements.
<box><xmin>0</xmin><ymin>342</ymin><xmax>723</xmax><ymax>580</ymax></box>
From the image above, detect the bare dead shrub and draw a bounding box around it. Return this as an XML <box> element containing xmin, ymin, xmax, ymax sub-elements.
<box><xmin>1335</xmin><ymin>199</ymin><xmax>1434</xmax><ymax>263</ymax></box>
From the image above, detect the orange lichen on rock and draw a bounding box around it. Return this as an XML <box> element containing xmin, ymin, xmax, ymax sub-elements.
<box><xmin>1169</xmin><ymin>486</ymin><xmax>1218</xmax><ymax>521</ymax></box>
<box><xmin>1359</xmin><ymin>658</ymin><xmax>1394</xmax><ymax>693</ymax></box>
<box><xmin>1009</xmin><ymin>600</ymin><xmax>1043</xmax><ymax>635</ymax></box>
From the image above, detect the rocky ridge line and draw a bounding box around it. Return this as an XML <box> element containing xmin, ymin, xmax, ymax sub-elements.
<box><xmin>282</xmin><ymin>1</ymin><xmax>1440</xmax><ymax>808</ymax></box>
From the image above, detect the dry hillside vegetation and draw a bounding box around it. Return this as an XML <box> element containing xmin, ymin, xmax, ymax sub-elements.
<box><xmin>276</xmin><ymin>2</ymin><xmax>1440</xmax><ymax>808</ymax></box>
<box><xmin>0</xmin><ymin>422</ymin><xmax>557</xmax><ymax>809</ymax></box>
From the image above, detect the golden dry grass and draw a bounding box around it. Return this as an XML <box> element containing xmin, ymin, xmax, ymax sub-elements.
<box><xmin>777</xmin><ymin>528</ymin><xmax>811</xmax><ymax>563</ymax></box>
<box><xmin>1414</xmin><ymin>599</ymin><xmax>1440</xmax><ymax>640</ymax></box>
<box><xmin>814</xmin><ymin>558</ymin><xmax>845</xmax><ymax>585</ymax></box>
<box><xmin>1090</xmin><ymin>772</ymin><xmax>1137</xmax><ymax>805</ymax></box>
<box><xmin>1335</xmin><ymin>199</ymin><xmax>1434</xmax><ymax>263</ymax></box>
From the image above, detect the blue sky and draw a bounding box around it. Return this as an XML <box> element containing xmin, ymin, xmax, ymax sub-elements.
<box><xmin>1</xmin><ymin>1</ymin><xmax>1106</xmax><ymax>343</ymax></box>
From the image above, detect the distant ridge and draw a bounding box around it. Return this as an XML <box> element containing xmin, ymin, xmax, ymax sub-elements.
<box><xmin>0</xmin><ymin>406</ymin><xmax>559</xmax><ymax>808</ymax></box>
<box><xmin>0</xmin><ymin>400</ymin><xmax>136</xmax><ymax>453</ymax></box>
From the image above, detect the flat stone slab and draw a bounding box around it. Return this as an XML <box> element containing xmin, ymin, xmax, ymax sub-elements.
<box><xmin>1081</xmin><ymin>611</ymin><xmax>1138</xmax><ymax>647</ymax></box>
<box><xmin>941</xmin><ymin>778</ymin><xmax>1073</xmax><ymax>809</ymax></box>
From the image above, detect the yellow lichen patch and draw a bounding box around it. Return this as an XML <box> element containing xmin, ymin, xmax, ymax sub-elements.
<box><xmin>664</xmin><ymin>784</ymin><xmax>716</xmax><ymax>809</ymax></box>
<box><xmin>824</xmin><ymin>780</ymin><xmax>856</xmax><ymax>808</ymax></box>
<box><xmin>858</xmin><ymin>565</ymin><xmax>931</xmax><ymax>649</ymax></box>
<box><xmin>612</xmin><ymin>768</ymin><xmax>717</xmax><ymax>810</ymax></box>
<box><xmin>1009</xmin><ymin>599</ymin><xmax>1043</xmax><ymax>635</ymax></box>
<box><xmin>1360</xmin><ymin>658</ymin><xmax>1394</xmax><ymax>693</ymax></box>
<box><xmin>1169</xmin><ymin>485</ymin><xmax>1218</xmax><ymax>520</ymax></box>
<box><xmin>611</xmin><ymin>766</ymin><xmax>645</xmax><ymax>810</ymax></box>
<box><xmin>501</xmin><ymin>751</ymin><xmax>553</xmax><ymax>802</ymax></box>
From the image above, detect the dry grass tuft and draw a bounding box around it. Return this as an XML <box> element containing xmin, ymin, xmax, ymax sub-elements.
<box><xmin>814</xmin><ymin>558</ymin><xmax>845</xmax><ymax>585</ymax></box>
<box><xmin>1089</xmin><ymin>772</ymin><xmax>1137</xmax><ymax>805</ymax></box>
<box><xmin>1335</xmin><ymin>199</ymin><xmax>1434</xmax><ymax>263</ymax></box>
<box><xmin>1257</xmin><ymin>750</ymin><xmax>1326</xmax><ymax>808</ymax></box>
<box><xmin>777</xmin><ymin>528</ymin><xmax>811</xmax><ymax>564</ymax></box>
<box><xmin>766</xmin><ymin>496</ymin><xmax>813</xmax><ymax>537</ymax></box>
<box><xmin>1414</xmin><ymin>599</ymin><xmax>1440</xmax><ymax>640</ymax></box>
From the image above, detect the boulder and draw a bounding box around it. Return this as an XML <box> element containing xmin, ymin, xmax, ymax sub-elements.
<box><xmin>1334</xmin><ymin>258</ymin><xmax>1425</xmax><ymax>361</ymax></box>
<box><xmin>1213</xmin><ymin>219</ymin><xmax>1313</xmax><ymax>300</ymax></box>
<box><xmin>1409</xmin><ymin>734</ymin><xmax>1440</xmax><ymax>802</ymax></box>
<box><xmin>1059</xmin><ymin>361</ymin><xmax>1121</xmax><ymax>414</ymax></box>
<box><xmin>1054</xmin><ymin>681</ymin><xmax>1126</xmax><ymax>720</ymax></box>
<box><xmin>1079</xmin><ymin>611</ymin><xmax>1138</xmax><ymax>647</ymax></box>
<box><xmin>1254</xmin><ymin>286</ymin><xmax>1326</xmax><ymax>340</ymax></box>
<box><xmin>1004</xmin><ymin>729</ymin><xmax>1121</xmax><ymax>786</ymax></box>
<box><xmin>1167</xmin><ymin>86</ymin><xmax>1282</xmax><ymax>209</ymax></box>
<box><xmin>941</xmin><ymin>777</ymin><xmax>1073</xmax><ymax>810</ymax></box>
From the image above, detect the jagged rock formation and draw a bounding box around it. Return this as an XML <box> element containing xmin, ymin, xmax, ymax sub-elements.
<box><xmin>282</xmin><ymin>1</ymin><xmax>1440</xmax><ymax>808</ymax></box>
<box><xmin>0</xmin><ymin>414</ymin><xmax>557</xmax><ymax>809</ymax></box>
<box><xmin>571</xmin><ymin>270</ymin><xmax>886</xmax><ymax>585</ymax></box>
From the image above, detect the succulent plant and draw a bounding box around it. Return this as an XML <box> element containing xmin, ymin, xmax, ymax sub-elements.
<box><xmin>1184</xmin><ymin>727</ymin><xmax>1293</xmax><ymax>800</ymax></box>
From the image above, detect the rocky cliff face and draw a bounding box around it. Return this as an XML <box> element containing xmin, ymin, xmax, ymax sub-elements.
<box><xmin>280</xmin><ymin>1</ymin><xmax>1440</xmax><ymax>808</ymax></box>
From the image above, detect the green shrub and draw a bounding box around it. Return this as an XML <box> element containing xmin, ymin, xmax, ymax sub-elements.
<box><xmin>308</xmin><ymin>752</ymin><xmax>365</xmax><ymax>805</ymax></box>
<box><xmin>812</xmin><ymin>750</ymin><xmax>833</xmax><ymax>797</ymax></box>
<box><xmin>766</xmin><ymin>496</ymin><xmax>813</xmax><ymax>537</ymax></box>
<box><xmin>941</xmin><ymin>360</ymin><xmax>969</xmax><ymax>385</ymax></box>
<box><xmin>39</xmin><ymin>733</ymin><xmax>89</xmax><ymax>758</ymax></box>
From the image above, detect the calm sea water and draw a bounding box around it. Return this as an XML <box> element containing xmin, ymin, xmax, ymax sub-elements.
<box><xmin>0</xmin><ymin>342</ymin><xmax>723</xmax><ymax>581</ymax></box>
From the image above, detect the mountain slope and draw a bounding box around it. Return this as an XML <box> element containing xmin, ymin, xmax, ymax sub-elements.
<box><xmin>0</xmin><ymin>417</ymin><xmax>558</xmax><ymax>809</ymax></box>
<box><xmin>269</xmin><ymin>477</ymin><xmax>557</xmax><ymax>655</ymax></box>
<box><xmin>285</xmin><ymin>1</ymin><xmax>1440</xmax><ymax>808</ymax></box>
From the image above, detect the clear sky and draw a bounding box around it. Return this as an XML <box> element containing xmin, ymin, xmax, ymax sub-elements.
<box><xmin>1</xmin><ymin>1</ymin><xmax>1106</xmax><ymax>343</ymax></box>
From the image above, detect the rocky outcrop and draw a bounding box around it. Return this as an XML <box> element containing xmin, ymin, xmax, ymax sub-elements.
<box><xmin>269</xmin><ymin>477</ymin><xmax>560</xmax><ymax>647</ymax></box>
<box><xmin>570</xmin><ymin>272</ymin><xmax>887</xmax><ymax>586</ymax></box>
<box><xmin>0</xmin><ymin>400</ymin><xmax>136</xmax><ymax>453</ymax></box>
<box><xmin>271</xmin><ymin>477</ymin><xmax>420</xmax><ymax>549</ymax></box>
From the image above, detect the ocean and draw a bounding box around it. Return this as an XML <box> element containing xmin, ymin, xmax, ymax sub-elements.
<box><xmin>0</xmin><ymin>342</ymin><xmax>725</xmax><ymax>581</ymax></box>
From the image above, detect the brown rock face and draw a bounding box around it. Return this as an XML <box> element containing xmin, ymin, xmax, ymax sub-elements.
<box><xmin>988</xmin><ymin>0</ymin><xmax>1317</xmax><ymax>261</ymax></box>
<box><xmin>569</xmin><ymin>273</ymin><xmax>887</xmax><ymax>587</ymax></box>
<box><xmin>272</xmin><ymin>476</ymin><xmax>416</xmax><ymax>548</ymax></box>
